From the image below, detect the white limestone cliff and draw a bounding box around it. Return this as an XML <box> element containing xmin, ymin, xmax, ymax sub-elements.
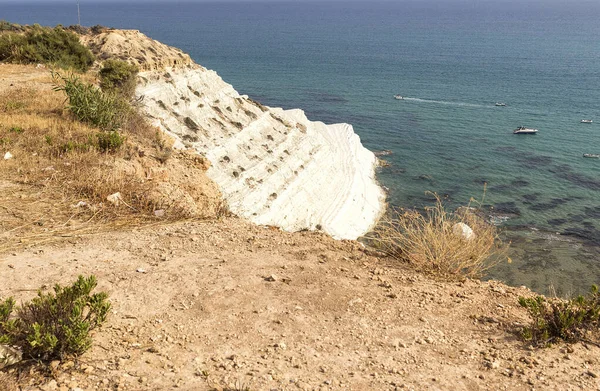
<box><xmin>136</xmin><ymin>64</ymin><xmax>385</xmax><ymax>240</ymax></box>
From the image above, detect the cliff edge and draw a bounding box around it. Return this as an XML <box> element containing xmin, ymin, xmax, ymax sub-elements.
<box><xmin>86</xmin><ymin>29</ymin><xmax>385</xmax><ymax>239</ymax></box>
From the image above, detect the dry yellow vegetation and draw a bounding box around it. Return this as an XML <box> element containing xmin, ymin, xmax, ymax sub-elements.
<box><xmin>370</xmin><ymin>193</ymin><xmax>507</xmax><ymax>279</ymax></box>
<box><xmin>0</xmin><ymin>64</ymin><xmax>222</xmax><ymax>252</ymax></box>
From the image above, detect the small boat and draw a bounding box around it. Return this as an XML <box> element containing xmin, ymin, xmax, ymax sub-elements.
<box><xmin>394</xmin><ymin>95</ymin><xmax>404</xmax><ymax>100</ymax></box>
<box><xmin>581</xmin><ymin>119</ymin><xmax>593</xmax><ymax>124</ymax></box>
<box><xmin>495</xmin><ymin>102</ymin><xmax>506</xmax><ymax>107</ymax></box>
<box><xmin>513</xmin><ymin>126</ymin><xmax>538</xmax><ymax>134</ymax></box>
<box><xmin>583</xmin><ymin>153</ymin><xmax>600</xmax><ymax>158</ymax></box>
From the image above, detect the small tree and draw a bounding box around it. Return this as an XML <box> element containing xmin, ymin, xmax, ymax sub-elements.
<box><xmin>99</xmin><ymin>59</ymin><xmax>139</xmax><ymax>99</ymax></box>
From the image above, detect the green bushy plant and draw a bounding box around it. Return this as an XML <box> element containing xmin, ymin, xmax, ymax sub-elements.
<box><xmin>97</xmin><ymin>130</ymin><xmax>125</xmax><ymax>153</ymax></box>
<box><xmin>0</xmin><ymin>275</ymin><xmax>110</xmax><ymax>361</ymax></box>
<box><xmin>0</xmin><ymin>24</ymin><xmax>94</xmax><ymax>71</ymax></box>
<box><xmin>519</xmin><ymin>285</ymin><xmax>600</xmax><ymax>346</ymax></box>
<box><xmin>99</xmin><ymin>59</ymin><xmax>139</xmax><ymax>99</ymax></box>
<box><xmin>0</xmin><ymin>20</ymin><xmax>23</xmax><ymax>32</ymax></box>
<box><xmin>53</xmin><ymin>72</ymin><xmax>131</xmax><ymax>132</ymax></box>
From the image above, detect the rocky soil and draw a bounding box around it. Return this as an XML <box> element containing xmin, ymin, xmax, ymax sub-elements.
<box><xmin>1</xmin><ymin>217</ymin><xmax>599</xmax><ymax>391</ymax></box>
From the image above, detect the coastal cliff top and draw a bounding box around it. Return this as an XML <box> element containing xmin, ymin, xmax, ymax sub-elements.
<box><xmin>80</xmin><ymin>29</ymin><xmax>194</xmax><ymax>71</ymax></box>
<box><xmin>2</xmin><ymin>217</ymin><xmax>599</xmax><ymax>391</ymax></box>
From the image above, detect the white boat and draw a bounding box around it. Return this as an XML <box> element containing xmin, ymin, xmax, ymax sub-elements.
<box><xmin>394</xmin><ymin>95</ymin><xmax>404</xmax><ymax>100</ymax></box>
<box><xmin>583</xmin><ymin>153</ymin><xmax>600</xmax><ymax>158</ymax></box>
<box><xmin>581</xmin><ymin>119</ymin><xmax>593</xmax><ymax>124</ymax></box>
<box><xmin>495</xmin><ymin>102</ymin><xmax>506</xmax><ymax>107</ymax></box>
<box><xmin>513</xmin><ymin>126</ymin><xmax>538</xmax><ymax>134</ymax></box>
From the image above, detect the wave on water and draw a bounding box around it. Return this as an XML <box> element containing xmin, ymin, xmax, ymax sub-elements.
<box><xmin>401</xmin><ymin>97</ymin><xmax>493</xmax><ymax>109</ymax></box>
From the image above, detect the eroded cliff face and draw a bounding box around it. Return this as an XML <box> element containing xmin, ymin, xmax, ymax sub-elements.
<box><xmin>80</xmin><ymin>29</ymin><xmax>192</xmax><ymax>71</ymax></box>
<box><xmin>86</xmin><ymin>29</ymin><xmax>385</xmax><ymax>239</ymax></box>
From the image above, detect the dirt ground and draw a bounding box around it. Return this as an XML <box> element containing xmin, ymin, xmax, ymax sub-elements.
<box><xmin>1</xmin><ymin>217</ymin><xmax>599</xmax><ymax>391</ymax></box>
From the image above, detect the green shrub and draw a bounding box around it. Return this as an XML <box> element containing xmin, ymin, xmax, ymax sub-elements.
<box><xmin>99</xmin><ymin>59</ymin><xmax>139</xmax><ymax>99</ymax></box>
<box><xmin>0</xmin><ymin>20</ymin><xmax>23</xmax><ymax>32</ymax></box>
<box><xmin>0</xmin><ymin>275</ymin><xmax>110</xmax><ymax>361</ymax></box>
<box><xmin>97</xmin><ymin>130</ymin><xmax>125</xmax><ymax>153</ymax></box>
<box><xmin>519</xmin><ymin>285</ymin><xmax>600</xmax><ymax>346</ymax></box>
<box><xmin>53</xmin><ymin>72</ymin><xmax>131</xmax><ymax>131</ymax></box>
<box><xmin>57</xmin><ymin>140</ymin><xmax>93</xmax><ymax>154</ymax></box>
<box><xmin>0</xmin><ymin>24</ymin><xmax>94</xmax><ymax>72</ymax></box>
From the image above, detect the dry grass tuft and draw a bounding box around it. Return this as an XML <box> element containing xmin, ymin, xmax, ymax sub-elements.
<box><xmin>370</xmin><ymin>192</ymin><xmax>507</xmax><ymax>279</ymax></box>
<box><xmin>0</xmin><ymin>371</ymin><xmax>19</xmax><ymax>391</ymax></box>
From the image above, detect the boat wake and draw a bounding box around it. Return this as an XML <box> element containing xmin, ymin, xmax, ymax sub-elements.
<box><xmin>401</xmin><ymin>97</ymin><xmax>491</xmax><ymax>108</ymax></box>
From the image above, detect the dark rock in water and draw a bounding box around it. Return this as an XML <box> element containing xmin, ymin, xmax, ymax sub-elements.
<box><xmin>473</xmin><ymin>177</ymin><xmax>488</xmax><ymax>185</ymax></box>
<box><xmin>374</xmin><ymin>149</ymin><xmax>392</xmax><ymax>157</ymax></box>
<box><xmin>517</xmin><ymin>248</ymin><xmax>560</xmax><ymax>273</ymax></box>
<box><xmin>413</xmin><ymin>174</ymin><xmax>434</xmax><ymax>182</ymax></box>
<box><xmin>561</xmin><ymin>227</ymin><xmax>600</xmax><ymax>246</ymax></box>
<box><xmin>511</xmin><ymin>179</ymin><xmax>530</xmax><ymax>188</ymax></box>
<box><xmin>515</xmin><ymin>154</ymin><xmax>553</xmax><ymax>168</ymax></box>
<box><xmin>386</xmin><ymin>167</ymin><xmax>406</xmax><ymax>175</ymax></box>
<box><xmin>490</xmin><ymin>179</ymin><xmax>529</xmax><ymax>192</ymax></box>
<box><xmin>490</xmin><ymin>184</ymin><xmax>512</xmax><ymax>192</ymax></box>
<box><xmin>306</xmin><ymin>91</ymin><xmax>349</xmax><ymax>104</ymax></box>
<box><xmin>549</xmin><ymin>164</ymin><xmax>600</xmax><ymax>191</ymax></box>
<box><xmin>377</xmin><ymin>159</ymin><xmax>391</xmax><ymax>168</ymax></box>
<box><xmin>584</xmin><ymin>206</ymin><xmax>600</xmax><ymax>219</ymax></box>
<box><xmin>521</xmin><ymin>193</ymin><xmax>540</xmax><ymax>203</ymax></box>
<box><xmin>569</xmin><ymin>214</ymin><xmax>586</xmax><ymax>222</ymax></box>
<box><xmin>529</xmin><ymin>197</ymin><xmax>572</xmax><ymax>212</ymax></box>
<box><xmin>491</xmin><ymin>202</ymin><xmax>521</xmax><ymax>216</ymax></box>
<box><xmin>547</xmin><ymin>218</ymin><xmax>567</xmax><ymax>227</ymax></box>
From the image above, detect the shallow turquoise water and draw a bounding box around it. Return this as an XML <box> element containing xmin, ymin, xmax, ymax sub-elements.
<box><xmin>5</xmin><ymin>1</ymin><xmax>600</xmax><ymax>295</ymax></box>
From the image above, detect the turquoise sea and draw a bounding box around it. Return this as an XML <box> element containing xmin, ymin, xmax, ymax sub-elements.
<box><xmin>3</xmin><ymin>0</ymin><xmax>600</xmax><ymax>296</ymax></box>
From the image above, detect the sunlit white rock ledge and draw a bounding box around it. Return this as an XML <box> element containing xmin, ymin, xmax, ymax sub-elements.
<box><xmin>137</xmin><ymin>65</ymin><xmax>385</xmax><ymax>239</ymax></box>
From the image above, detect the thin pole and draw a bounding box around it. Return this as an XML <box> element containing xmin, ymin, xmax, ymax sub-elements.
<box><xmin>77</xmin><ymin>1</ymin><xmax>81</xmax><ymax>26</ymax></box>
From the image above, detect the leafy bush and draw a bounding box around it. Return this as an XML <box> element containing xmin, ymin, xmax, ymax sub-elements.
<box><xmin>99</xmin><ymin>59</ymin><xmax>139</xmax><ymax>99</ymax></box>
<box><xmin>0</xmin><ymin>275</ymin><xmax>110</xmax><ymax>361</ymax></box>
<box><xmin>0</xmin><ymin>20</ymin><xmax>23</xmax><ymax>32</ymax></box>
<box><xmin>519</xmin><ymin>285</ymin><xmax>600</xmax><ymax>346</ymax></box>
<box><xmin>0</xmin><ymin>24</ymin><xmax>94</xmax><ymax>71</ymax></box>
<box><xmin>53</xmin><ymin>72</ymin><xmax>130</xmax><ymax>131</ymax></box>
<box><xmin>97</xmin><ymin>130</ymin><xmax>125</xmax><ymax>153</ymax></box>
<box><xmin>369</xmin><ymin>193</ymin><xmax>506</xmax><ymax>279</ymax></box>
<box><xmin>57</xmin><ymin>140</ymin><xmax>93</xmax><ymax>154</ymax></box>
